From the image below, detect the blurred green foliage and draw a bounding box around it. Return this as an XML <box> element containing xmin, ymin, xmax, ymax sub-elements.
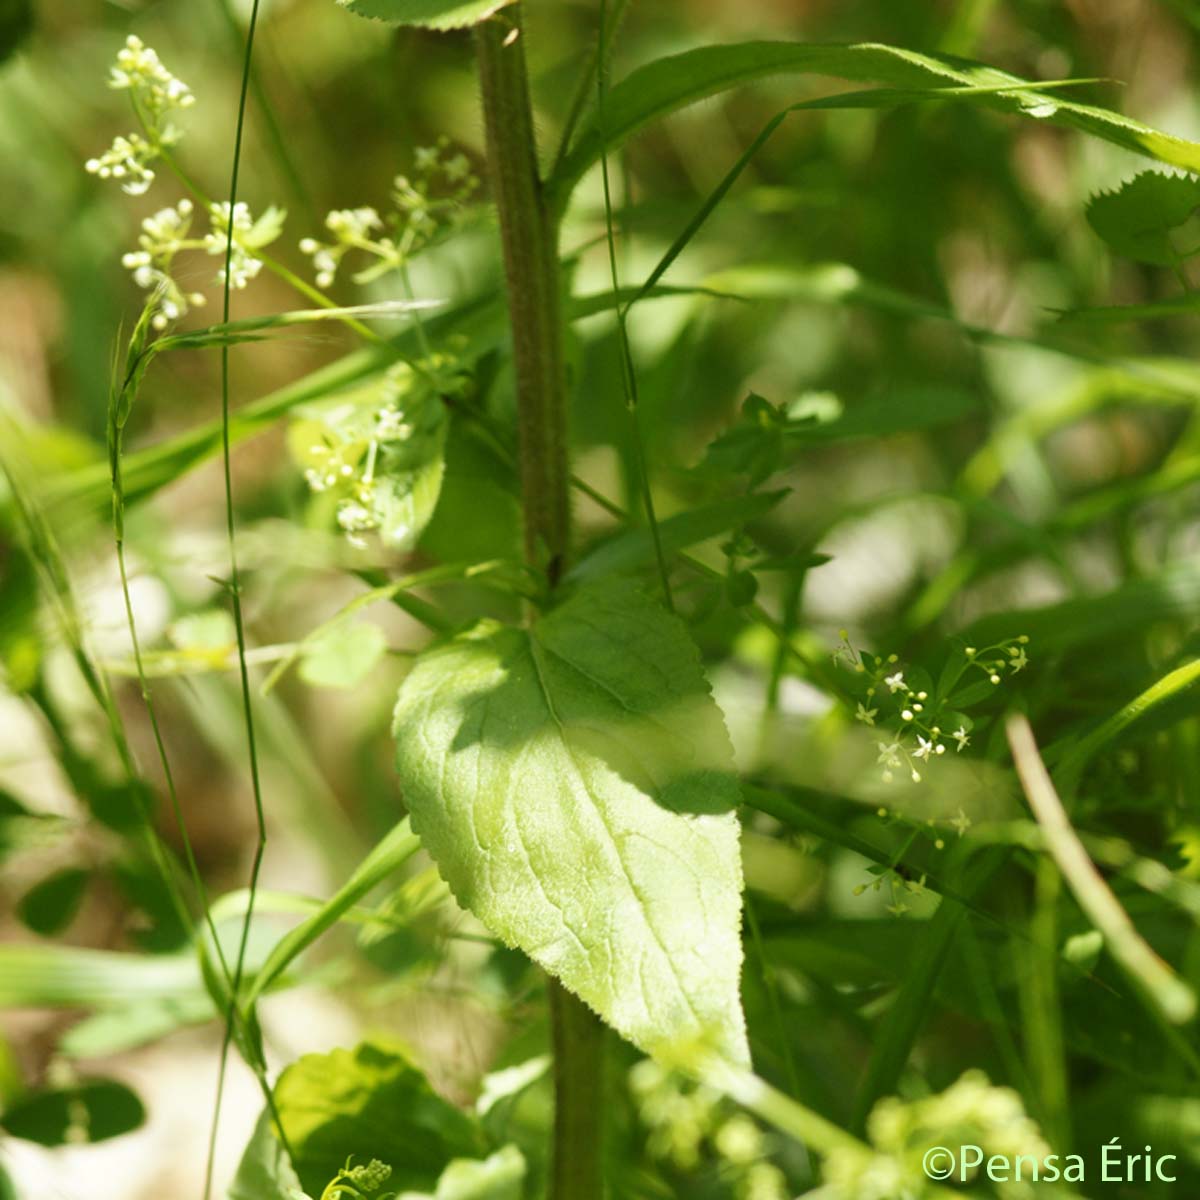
<box><xmin>2</xmin><ymin>1</ymin><xmax>1200</xmax><ymax>1198</ymax></box>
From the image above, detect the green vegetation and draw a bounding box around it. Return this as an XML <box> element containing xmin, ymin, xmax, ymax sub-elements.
<box><xmin>2</xmin><ymin>1</ymin><xmax>1200</xmax><ymax>1197</ymax></box>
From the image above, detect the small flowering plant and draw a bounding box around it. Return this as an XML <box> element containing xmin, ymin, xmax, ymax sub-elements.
<box><xmin>116</xmin><ymin>198</ymin><xmax>286</xmax><ymax>329</ymax></box>
<box><xmin>85</xmin><ymin>35</ymin><xmax>195</xmax><ymax>195</ymax></box>
<box><xmin>298</xmin><ymin>137</ymin><xmax>479</xmax><ymax>289</ymax></box>
<box><xmin>287</xmin><ymin>350</ymin><xmax>468</xmax><ymax>550</ymax></box>
<box><xmin>86</xmin><ymin>39</ymin><xmax>475</xmax><ymax>338</ymax></box>
<box><xmin>85</xmin><ymin>37</ymin><xmax>287</xmax><ymax>331</ymax></box>
<box><xmin>833</xmin><ymin>630</ymin><xmax>1031</xmax><ymax>785</ymax></box>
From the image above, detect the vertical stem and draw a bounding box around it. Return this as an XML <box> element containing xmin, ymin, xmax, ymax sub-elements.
<box><xmin>476</xmin><ymin>6</ymin><xmax>570</xmax><ymax>583</ymax></box>
<box><xmin>549</xmin><ymin>978</ymin><xmax>607</xmax><ymax>1200</ymax></box>
<box><xmin>476</xmin><ymin>10</ymin><xmax>606</xmax><ymax>1199</ymax></box>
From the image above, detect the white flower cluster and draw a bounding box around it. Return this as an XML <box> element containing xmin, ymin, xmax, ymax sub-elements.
<box><xmin>299</xmin><ymin>207</ymin><xmax>383</xmax><ymax>288</ymax></box>
<box><xmin>205</xmin><ymin>201</ymin><xmax>276</xmax><ymax>290</ymax></box>
<box><xmin>108</xmin><ymin>34</ymin><xmax>195</xmax><ymax>116</ymax></box>
<box><xmin>834</xmin><ymin>632</ymin><xmax>1030</xmax><ymax>785</ymax></box>
<box><xmin>298</xmin><ymin>139</ymin><xmax>478</xmax><ymax>289</ymax></box>
<box><xmin>85</xmin><ymin>132</ymin><xmax>158</xmax><ymax>195</ymax></box>
<box><xmin>85</xmin><ymin>36</ymin><xmax>194</xmax><ymax>196</ymax></box>
<box><xmin>118</xmin><ymin>199</ymin><xmax>284</xmax><ymax>331</ymax></box>
<box><xmin>121</xmin><ymin>199</ymin><xmax>207</xmax><ymax>330</ymax></box>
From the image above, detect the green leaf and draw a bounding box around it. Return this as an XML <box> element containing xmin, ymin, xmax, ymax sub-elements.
<box><xmin>0</xmin><ymin>1079</ymin><xmax>145</xmax><ymax>1146</ymax></box>
<box><xmin>298</xmin><ymin>621</ymin><xmax>387</xmax><ymax>689</ymax></box>
<box><xmin>84</xmin><ymin>778</ymin><xmax>154</xmax><ymax>835</ymax></box>
<box><xmin>60</xmin><ymin>995</ymin><xmax>214</xmax><ymax>1058</ymax></box>
<box><xmin>272</xmin><ymin>1040</ymin><xmax>484</xmax><ymax>1198</ymax></box>
<box><xmin>290</xmin><ymin>367</ymin><xmax>449</xmax><ymax>551</ymax></box>
<box><xmin>0</xmin><ymin>0</ymin><xmax>33</xmax><ymax>66</ymax></box>
<box><xmin>567</xmin><ymin>490</ymin><xmax>787</xmax><ymax>583</ymax></box>
<box><xmin>393</xmin><ymin>580</ymin><xmax>748</xmax><ymax>1063</ymax></box>
<box><xmin>336</xmin><ymin>0</ymin><xmax>511</xmax><ymax>29</ymax></box>
<box><xmin>550</xmin><ymin>41</ymin><xmax>1200</xmax><ymax>204</ymax></box>
<box><xmin>229</xmin><ymin>1110</ymin><xmax>311</xmax><ymax>1200</ymax></box>
<box><xmin>111</xmin><ymin>856</ymin><xmax>189</xmax><ymax>952</ymax></box>
<box><xmin>245</xmin><ymin>205</ymin><xmax>288</xmax><ymax>249</ymax></box>
<box><xmin>0</xmin><ymin>944</ymin><xmax>202</xmax><ymax>1009</ymax></box>
<box><xmin>788</xmin><ymin>385</ymin><xmax>981</xmax><ymax>444</ymax></box>
<box><xmin>429</xmin><ymin>1146</ymin><xmax>526</xmax><ymax>1199</ymax></box>
<box><xmin>0</xmin><ymin>536</ymin><xmax>40</xmax><ymax>692</ymax></box>
<box><xmin>419</xmin><ymin>421</ymin><xmax>521</xmax><ymax>563</ymax></box>
<box><xmin>1086</xmin><ymin>171</ymin><xmax>1200</xmax><ymax>265</ymax></box>
<box><xmin>695</xmin><ymin>396</ymin><xmax>788</xmax><ymax>486</ymax></box>
<box><xmin>16</xmin><ymin>867</ymin><xmax>89</xmax><ymax>935</ymax></box>
<box><xmin>0</xmin><ymin>790</ymin><xmax>63</xmax><ymax>862</ymax></box>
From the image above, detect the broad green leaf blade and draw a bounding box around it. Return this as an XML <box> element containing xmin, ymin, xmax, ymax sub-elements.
<box><xmin>393</xmin><ymin>581</ymin><xmax>749</xmax><ymax>1064</ymax></box>
<box><xmin>1086</xmin><ymin>171</ymin><xmax>1200</xmax><ymax>265</ymax></box>
<box><xmin>337</xmin><ymin>0</ymin><xmax>510</xmax><ymax>29</ymax></box>
<box><xmin>550</xmin><ymin>41</ymin><xmax>1200</xmax><ymax>204</ymax></box>
<box><xmin>272</xmin><ymin>1040</ymin><xmax>484</xmax><ymax>1197</ymax></box>
<box><xmin>567</xmin><ymin>491</ymin><xmax>787</xmax><ymax>584</ymax></box>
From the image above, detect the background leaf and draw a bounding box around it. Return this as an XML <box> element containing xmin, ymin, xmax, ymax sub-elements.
<box><xmin>567</xmin><ymin>491</ymin><xmax>787</xmax><ymax>583</ymax></box>
<box><xmin>393</xmin><ymin>581</ymin><xmax>749</xmax><ymax>1063</ymax></box>
<box><xmin>428</xmin><ymin>1146</ymin><xmax>526</xmax><ymax>1200</ymax></box>
<box><xmin>16</xmin><ymin>867</ymin><xmax>89</xmax><ymax>935</ymax></box>
<box><xmin>0</xmin><ymin>1079</ymin><xmax>145</xmax><ymax>1146</ymax></box>
<box><xmin>270</xmin><ymin>1039</ymin><xmax>485</xmax><ymax>1198</ymax></box>
<box><xmin>298</xmin><ymin>621</ymin><xmax>387</xmax><ymax>689</ymax></box>
<box><xmin>1086</xmin><ymin>171</ymin><xmax>1200</xmax><ymax>265</ymax></box>
<box><xmin>336</xmin><ymin>0</ymin><xmax>510</xmax><ymax>29</ymax></box>
<box><xmin>228</xmin><ymin>1110</ymin><xmax>310</xmax><ymax>1200</ymax></box>
<box><xmin>0</xmin><ymin>0</ymin><xmax>32</xmax><ymax>66</ymax></box>
<box><xmin>551</xmin><ymin>41</ymin><xmax>1200</xmax><ymax>203</ymax></box>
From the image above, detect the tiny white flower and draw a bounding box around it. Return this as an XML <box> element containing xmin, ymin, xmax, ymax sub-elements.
<box><xmin>952</xmin><ymin>726</ymin><xmax>970</xmax><ymax>752</ymax></box>
<box><xmin>876</xmin><ymin>742</ymin><xmax>901</xmax><ymax>768</ymax></box>
<box><xmin>950</xmin><ymin>807</ymin><xmax>972</xmax><ymax>837</ymax></box>
<box><xmin>1008</xmin><ymin>645</ymin><xmax>1028</xmax><ymax>672</ymax></box>
<box><xmin>884</xmin><ymin>671</ymin><xmax>906</xmax><ymax>693</ymax></box>
<box><xmin>914</xmin><ymin>736</ymin><xmax>935</xmax><ymax>762</ymax></box>
<box><xmin>855</xmin><ymin>702</ymin><xmax>877</xmax><ymax>727</ymax></box>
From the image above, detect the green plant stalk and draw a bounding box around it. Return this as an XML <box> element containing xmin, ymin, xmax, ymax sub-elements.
<box><xmin>476</xmin><ymin>6</ymin><xmax>570</xmax><ymax>582</ymax></box>
<box><xmin>475</xmin><ymin>9</ymin><xmax>604</xmax><ymax>1199</ymax></box>
<box><xmin>1008</xmin><ymin>715</ymin><xmax>1197</xmax><ymax>1028</ymax></box>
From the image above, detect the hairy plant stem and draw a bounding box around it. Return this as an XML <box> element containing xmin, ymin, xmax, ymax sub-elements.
<box><xmin>476</xmin><ymin>7</ymin><xmax>570</xmax><ymax>583</ymax></box>
<box><xmin>475</xmin><ymin>10</ymin><xmax>605</xmax><ymax>1199</ymax></box>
